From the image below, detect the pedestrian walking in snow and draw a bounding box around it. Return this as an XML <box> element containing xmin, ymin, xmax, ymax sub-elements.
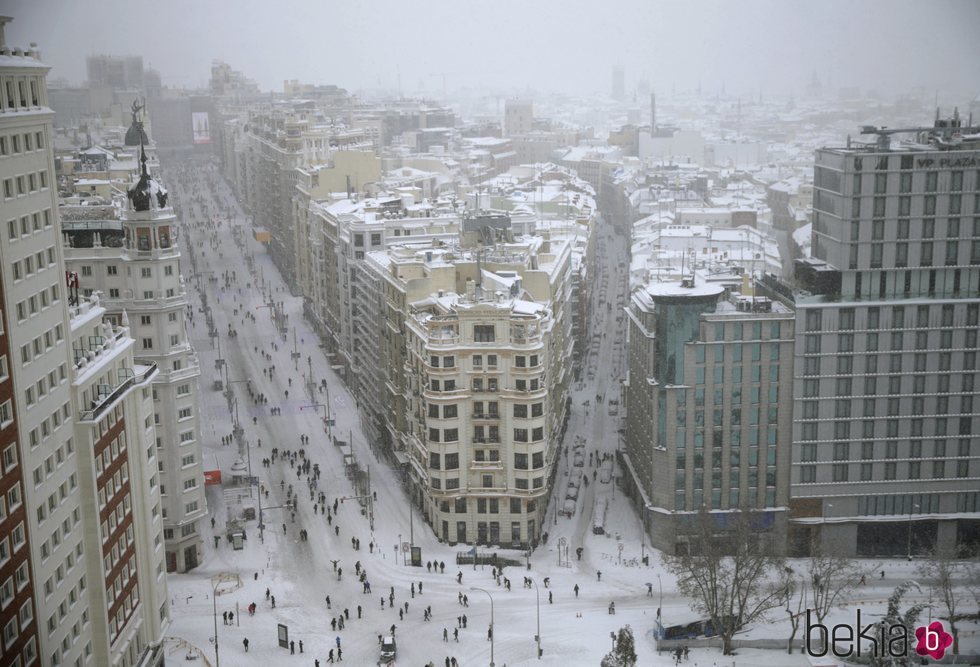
<box><xmin>357</xmin><ymin>605</ymin><xmax>362</xmax><ymax>619</ymax></box>
<box><xmin>574</xmin><ymin>584</ymin><xmax>580</xmax><ymax>597</ymax></box>
<box><xmin>290</xmin><ymin>640</ymin><xmax>295</xmax><ymax>655</ymax></box>
<box><xmin>299</xmin><ymin>640</ymin><xmax>304</xmax><ymax>653</ymax></box>
<box><xmin>271</xmin><ymin>595</ymin><xmax>276</xmax><ymax>608</ymax></box>
<box><xmin>597</xmin><ymin>570</ymin><xmax>602</xmax><ymax>581</ymax></box>
<box><xmin>443</xmin><ymin>628</ymin><xmax>448</xmax><ymax>641</ymax></box>
<box><xmin>336</xmin><ymin>647</ymin><xmax>342</xmax><ymax>661</ymax></box>
<box><xmin>453</xmin><ymin>628</ymin><xmax>459</xmax><ymax>642</ymax></box>
<box><xmin>243</xmin><ymin>637</ymin><xmax>249</xmax><ymax>652</ymax></box>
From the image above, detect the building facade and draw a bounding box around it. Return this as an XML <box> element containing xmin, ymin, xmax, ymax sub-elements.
<box><xmin>366</xmin><ymin>235</ymin><xmax>574</xmax><ymax>546</ymax></box>
<box><xmin>62</xmin><ymin>154</ymin><xmax>206</xmax><ymax>573</ymax></box>
<box><xmin>789</xmin><ymin>118</ymin><xmax>980</xmax><ymax>557</ymax></box>
<box><xmin>623</xmin><ymin>280</ymin><xmax>795</xmax><ymax>555</ymax></box>
<box><xmin>0</xmin><ymin>19</ymin><xmax>168</xmax><ymax>665</ymax></box>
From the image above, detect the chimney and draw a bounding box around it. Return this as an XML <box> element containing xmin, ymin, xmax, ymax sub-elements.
<box><xmin>0</xmin><ymin>16</ymin><xmax>11</xmax><ymax>48</ymax></box>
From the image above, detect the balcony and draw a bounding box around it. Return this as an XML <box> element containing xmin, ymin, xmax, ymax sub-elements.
<box><xmin>471</xmin><ymin>413</ymin><xmax>500</xmax><ymax>421</ymax></box>
<box><xmin>427</xmin><ymin>333</ymin><xmax>460</xmax><ymax>347</ymax></box>
<box><xmin>77</xmin><ymin>363</ymin><xmax>158</xmax><ymax>423</ymax></box>
<box><xmin>470</xmin><ymin>460</ymin><xmax>503</xmax><ymax>470</ymax></box>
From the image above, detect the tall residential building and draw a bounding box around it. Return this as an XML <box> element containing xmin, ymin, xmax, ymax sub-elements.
<box><xmin>1</xmin><ymin>20</ymin><xmax>83</xmax><ymax>665</ymax></box>
<box><xmin>364</xmin><ymin>231</ymin><xmax>574</xmax><ymax>545</ymax></box>
<box><xmin>623</xmin><ymin>279</ymin><xmax>795</xmax><ymax>555</ymax></box>
<box><xmin>69</xmin><ymin>298</ymin><xmax>167</xmax><ymax>666</ymax></box>
<box><xmin>62</xmin><ymin>147</ymin><xmax>206</xmax><ymax>572</ymax></box>
<box><xmin>1</xmin><ymin>18</ymin><xmax>167</xmax><ymax>665</ymax></box>
<box><xmin>789</xmin><ymin>116</ymin><xmax>980</xmax><ymax>557</ymax></box>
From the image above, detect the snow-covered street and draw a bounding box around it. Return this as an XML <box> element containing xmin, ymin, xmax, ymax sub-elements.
<box><xmin>157</xmin><ymin>159</ymin><xmax>977</xmax><ymax>667</ymax></box>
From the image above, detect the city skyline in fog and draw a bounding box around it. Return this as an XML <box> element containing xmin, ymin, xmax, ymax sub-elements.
<box><xmin>5</xmin><ymin>0</ymin><xmax>980</xmax><ymax>100</ymax></box>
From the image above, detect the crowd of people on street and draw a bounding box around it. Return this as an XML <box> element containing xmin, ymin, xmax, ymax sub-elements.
<box><xmin>160</xmin><ymin>157</ymin><xmax>642</xmax><ymax>667</ymax></box>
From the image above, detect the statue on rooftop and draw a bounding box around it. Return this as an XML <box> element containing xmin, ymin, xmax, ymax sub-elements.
<box><xmin>124</xmin><ymin>98</ymin><xmax>149</xmax><ymax>146</ymax></box>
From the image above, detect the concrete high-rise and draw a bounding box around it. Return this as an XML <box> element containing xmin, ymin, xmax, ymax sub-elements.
<box><xmin>61</xmin><ymin>148</ymin><xmax>207</xmax><ymax>573</ymax></box>
<box><xmin>788</xmin><ymin>116</ymin><xmax>980</xmax><ymax>557</ymax></box>
<box><xmin>623</xmin><ymin>280</ymin><xmax>795</xmax><ymax>555</ymax></box>
<box><xmin>0</xmin><ymin>17</ymin><xmax>167</xmax><ymax>665</ymax></box>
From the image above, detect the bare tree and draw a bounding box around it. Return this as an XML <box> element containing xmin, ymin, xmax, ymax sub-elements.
<box><xmin>808</xmin><ymin>545</ymin><xmax>873</xmax><ymax>625</ymax></box>
<box><xmin>661</xmin><ymin>507</ymin><xmax>789</xmax><ymax>655</ymax></box>
<box><xmin>917</xmin><ymin>544</ymin><xmax>974</xmax><ymax>655</ymax></box>
<box><xmin>782</xmin><ymin>572</ymin><xmax>807</xmax><ymax>654</ymax></box>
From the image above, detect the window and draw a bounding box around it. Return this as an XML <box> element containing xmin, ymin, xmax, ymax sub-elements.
<box><xmin>473</xmin><ymin>325</ymin><xmax>495</xmax><ymax>342</ymax></box>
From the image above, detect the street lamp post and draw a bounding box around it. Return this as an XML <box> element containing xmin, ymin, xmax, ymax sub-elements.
<box><xmin>470</xmin><ymin>587</ymin><xmax>495</xmax><ymax>667</ymax></box>
<box><xmin>530</xmin><ymin>578</ymin><xmax>541</xmax><ymax>659</ymax></box>
<box><xmin>212</xmin><ymin>580</ymin><xmax>222</xmax><ymax>667</ymax></box>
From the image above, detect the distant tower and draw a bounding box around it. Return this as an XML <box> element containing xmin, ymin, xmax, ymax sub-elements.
<box><xmin>612</xmin><ymin>66</ymin><xmax>625</xmax><ymax>101</ymax></box>
<box><xmin>650</xmin><ymin>92</ymin><xmax>656</xmax><ymax>129</ymax></box>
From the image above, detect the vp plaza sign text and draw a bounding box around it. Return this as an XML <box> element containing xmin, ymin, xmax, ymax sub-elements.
<box><xmin>916</xmin><ymin>155</ymin><xmax>980</xmax><ymax>169</ymax></box>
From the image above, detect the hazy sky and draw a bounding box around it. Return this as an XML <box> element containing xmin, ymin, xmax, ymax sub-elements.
<box><xmin>5</xmin><ymin>0</ymin><xmax>980</xmax><ymax>98</ymax></box>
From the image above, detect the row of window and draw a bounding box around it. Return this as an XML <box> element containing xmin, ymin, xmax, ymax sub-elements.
<box><xmin>674</xmin><ymin>426</ymin><xmax>778</xmax><ymax>448</ymax></box>
<box><xmin>428</xmin><ymin>353</ymin><xmax>539</xmax><ymax>370</ymax></box>
<box><xmin>430</xmin><ymin>475</ymin><xmax>545</xmax><ymax>491</ymax></box>
<box><xmin>1</xmin><ymin>169</ymin><xmax>49</xmax><ymax>198</ymax></box>
<box><xmin>677</xmin><ymin>446</ymin><xmax>776</xmax><ymax>469</ymax></box>
<box><xmin>439</xmin><ymin>497</ymin><xmax>538</xmax><ymax>515</ymax></box>
<box><xmin>10</xmin><ymin>245</ymin><xmax>55</xmax><ymax>281</ymax></box>
<box><xmin>104</xmin><ymin>533</ymin><xmax>136</xmax><ymax>605</ymax></box>
<box><xmin>428</xmin><ymin>377</ymin><xmax>543</xmax><ymax>393</ymax></box>
<box><xmin>800</xmin><ymin>459</ymin><xmax>971</xmax><ymax>483</ymax></box>
<box><xmin>0</xmin><ymin>130</ymin><xmax>45</xmax><ymax>156</ymax></box>
<box><xmin>678</xmin><ymin>467</ymin><xmax>776</xmax><ymax>490</ymax></box>
<box><xmin>853</xmin><ymin>215</ymin><xmax>979</xmax><ymax>241</ymax></box>
<box><xmin>6</xmin><ymin>208</ymin><xmax>53</xmax><ymax>241</ymax></box>
<box><xmin>0</xmin><ymin>75</ymin><xmax>42</xmax><ymax>111</ymax></box>
<box><xmin>427</xmin><ymin>402</ymin><xmax>543</xmax><ymax>419</ymax></box>
<box><xmin>805</xmin><ymin>303</ymin><xmax>980</xmax><ymax>331</ymax></box>
<box><xmin>854</xmin><ymin>166</ymin><xmax>979</xmax><ymax>194</ymax></box>
<box><xmin>708</xmin><ymin>321</ymin><xmax>783</xmax><ymax>342</ymax></box>
<box><xmin>674</xmin><ymin>488</ymin><xmax>776</xmax><ymax>511</ymax></box>
<box><xmin>14</xmin><ymin>283</ymin><xmax>60</xmax><ymax>324</ymax></box>
<box><xmin>79</xmin><ymin>263</ymin><xmax>175</xmax><ymax>279</ymax></box>
<box><xmin>802</xmin><ymin>438</ymin><xmax>972</xmax><ymax>462</ymax></box>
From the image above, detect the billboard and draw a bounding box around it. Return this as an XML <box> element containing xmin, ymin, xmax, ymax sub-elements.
<box><xmin>191</xmin><ymin>111</ymin><xmax>210</xmax><ymax>144</ymax></box>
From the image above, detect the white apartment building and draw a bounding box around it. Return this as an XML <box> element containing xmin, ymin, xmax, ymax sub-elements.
<box><xmin>366</xmin><ymin>233</ymin><xmax>574</xmax><ymax>545</ymax></box>
<box><xmin>62</xmin><ymin>151</ymin><xmax>206</xmax><ymax>573</ymax></box>
<box><xmin>0</xmin><ymin>18</ymin><xmax>167</xmax><ymax>665</ymax></box>
<box><xmin>0</xmin><ymin>22</ymin><xmax>88</xmax><ymax>665</ymax></box>
<box><xmin>69</xmin><ymin>297</ymin><xmax>166</xmax><ymax>666</ymax></box>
